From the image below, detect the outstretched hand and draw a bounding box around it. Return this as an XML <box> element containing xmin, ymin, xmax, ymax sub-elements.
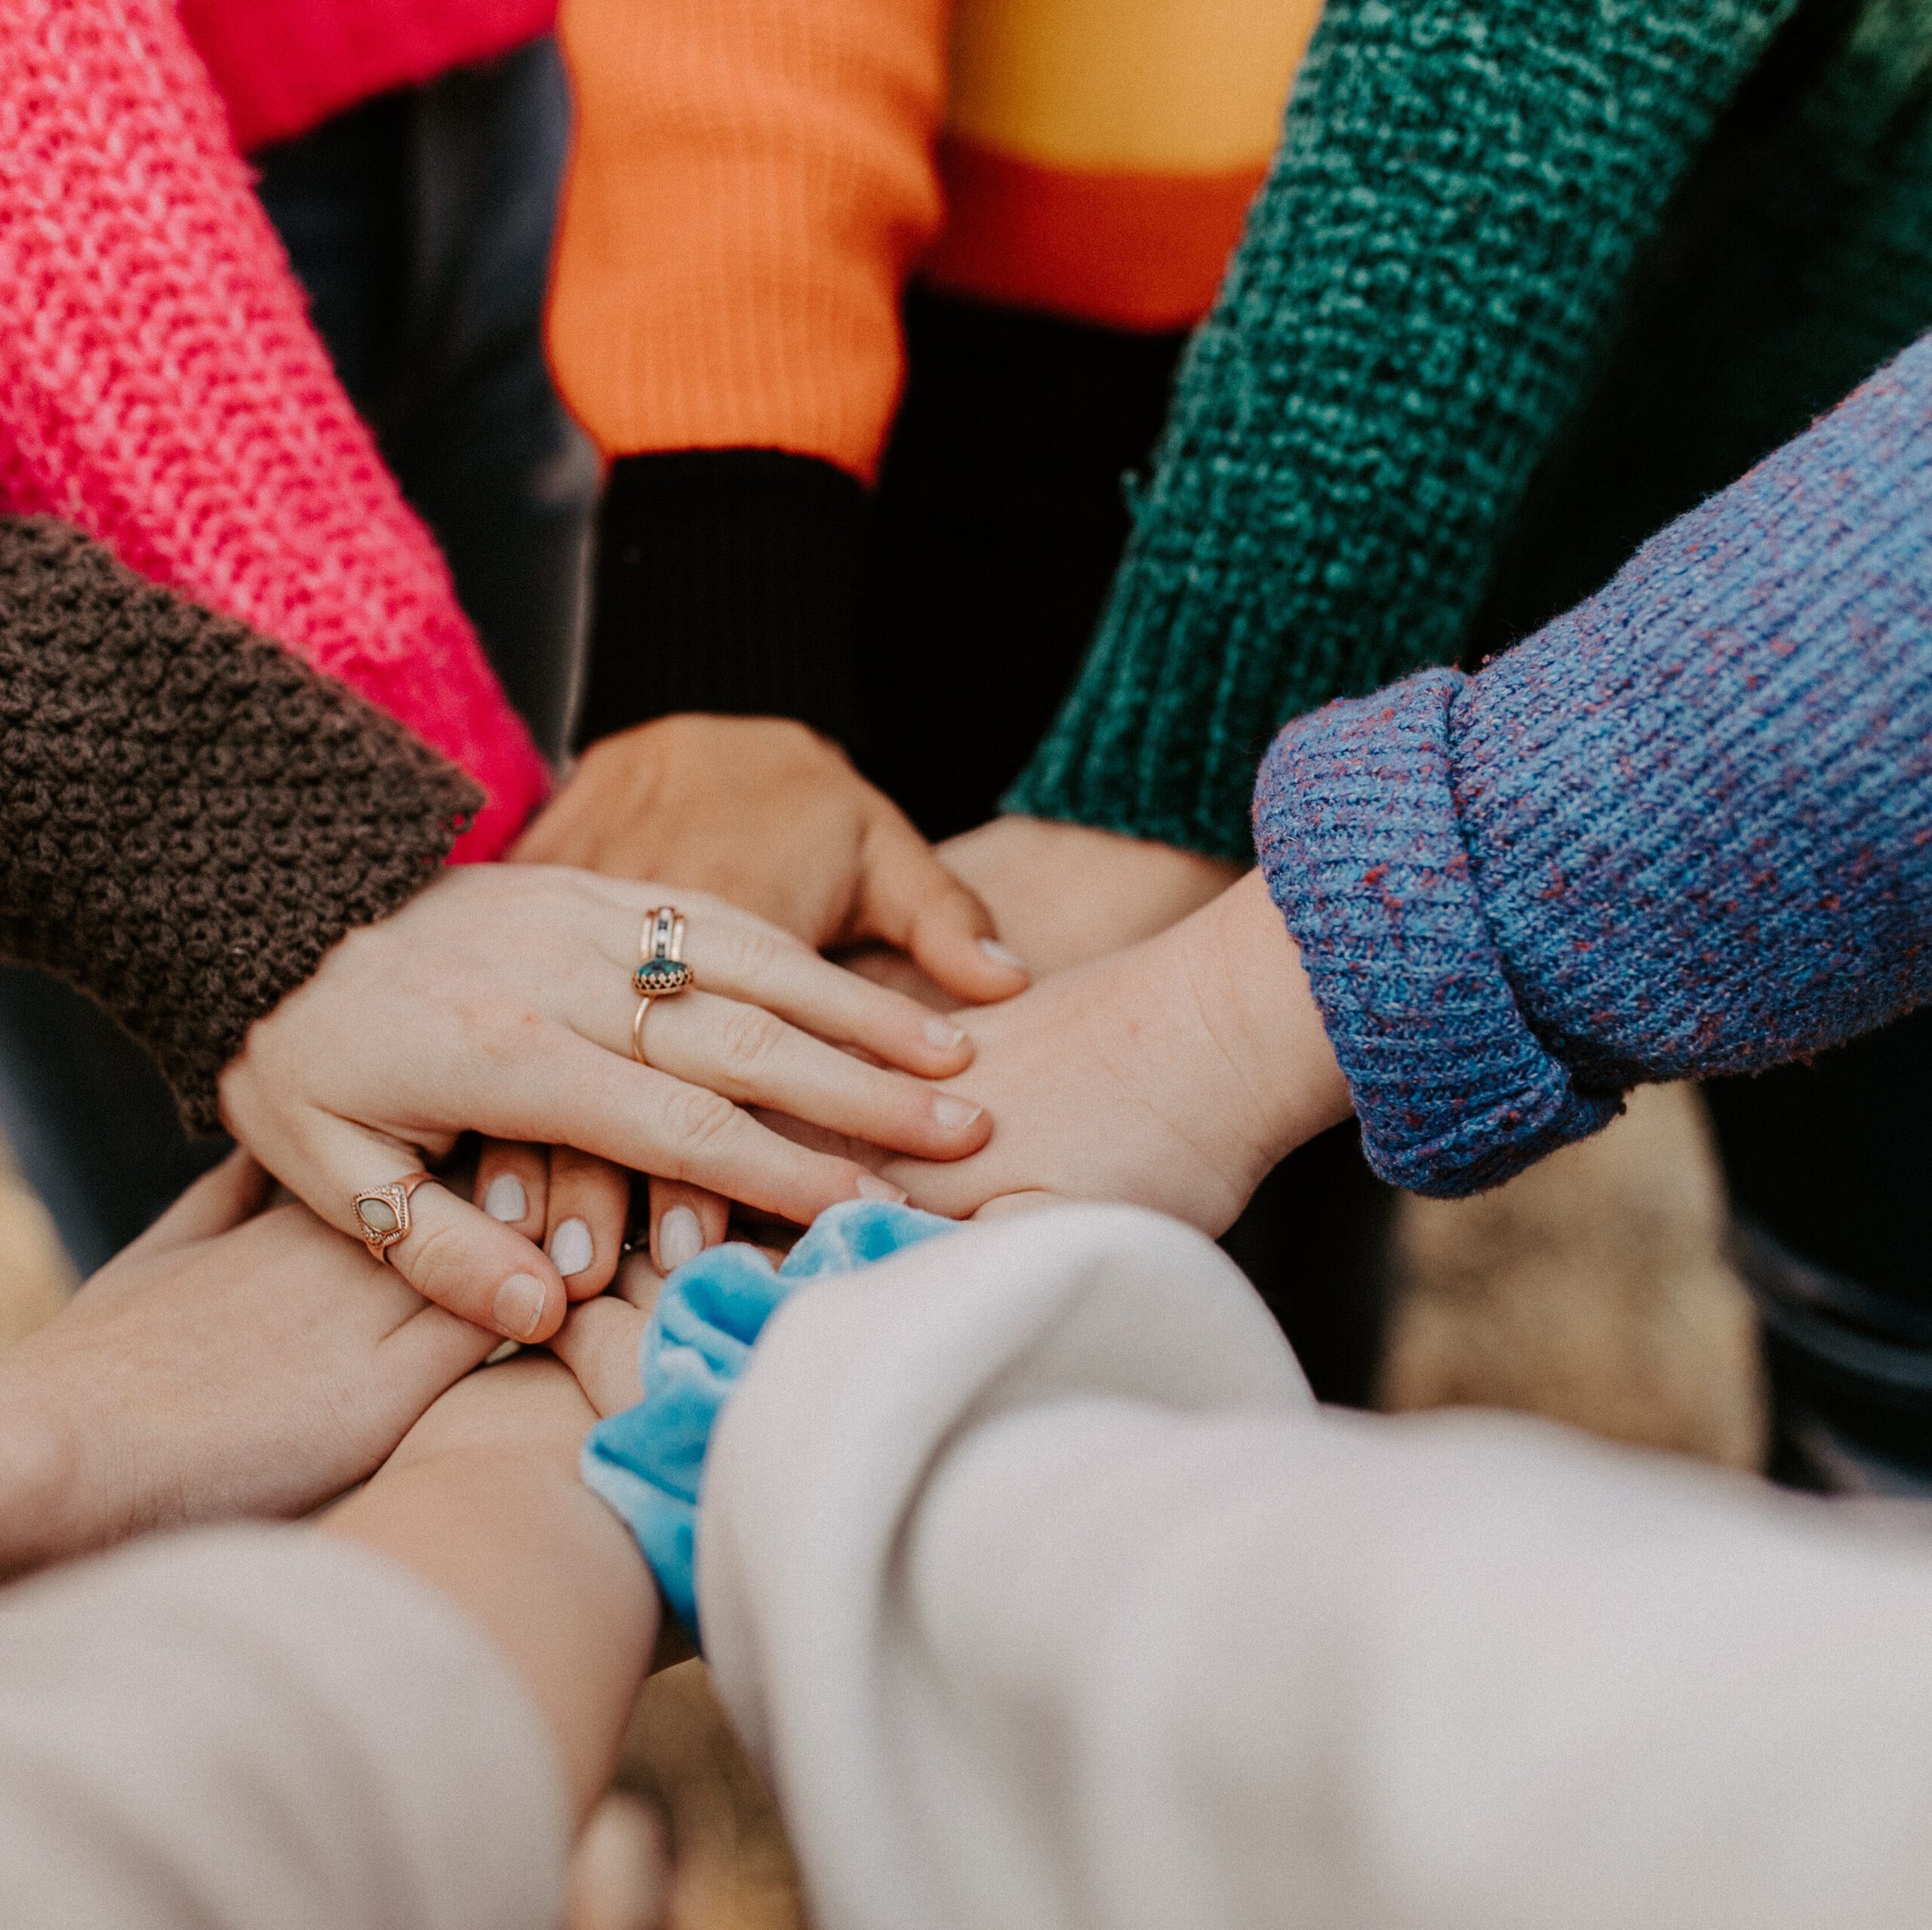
<box><xmin>937</xmin><ymin>814</ymin><xmax>1243</xmax><ymax>978</ymax></box>
<box><xmin>516</xmin><ymin>716</ymin><xmax>1030</xmax><ymax>1002</ymax></box>
<box><xmin>876</xmin><ymin>871</ymin><xmax>1353</xmax><ymax>1231</ymax></box>
<box><xmin>509</xmin><ymin>715</ymin><xmax>1034</xmax><ymax>1276</ymax></box>
<box><xmin>220</xmin><ymin>865</ymin><xmax>989</xmax><ymax>1344</ymax></box>
<box><xmin>0</xmin><ymin>1151</ymin><xmax>499</xmax><ymax>1579</ymax></box>
<box><xmin>839</xmin><ymin>814</ymin><xmax>1244</xmax><ymax>1014</ymax></box>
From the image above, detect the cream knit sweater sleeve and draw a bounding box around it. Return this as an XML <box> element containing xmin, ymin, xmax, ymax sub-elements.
<box><xmin>0</xmin><ymin>1527</ymin><xmax>568</xmax><ymax>1930</ymax></box>
<box><xmin>700</xmin><ymin>1204</ymin><xmax>1932</xmax><ymax>1930</ymax></box>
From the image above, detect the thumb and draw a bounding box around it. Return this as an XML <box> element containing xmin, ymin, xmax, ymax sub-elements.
<box><xmin>294</xmin><ymin>1116</ymin><xmax>572</xmax><ymax>1344</ymax></box>
<box><xmin>857</xmin><ymin>812</ymin><xmax>1030</xmax><ymax>1005</ymax></box>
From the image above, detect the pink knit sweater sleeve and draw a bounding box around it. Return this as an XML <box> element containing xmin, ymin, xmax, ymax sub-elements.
<box><xmin>0</xmin><ymin>0</ymin><xmax>548</xmax><ymax>859</ymax></box>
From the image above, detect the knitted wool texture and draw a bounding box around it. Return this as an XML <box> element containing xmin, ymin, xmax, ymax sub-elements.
<box><xmin>1254</xmin><ymin>333</ymin><xmax>1932</xmax><ymax>1199</ymax></box>
<box><xmin>0</xmin><ymin>520</ymin><xmax>481</xmax><ymax>1133</ymax></box>
<box><xmin>1474</xmin><ymin>0</ymin><xmax>1932</xmax><ymax>645</ymax></box>
<box><xmin>1010</xmin><ymin>0</ymin><xmax>1804</xmax><ymax>862</ymax></box>
<box><xmin>180</xmin><ymin>0</ymin><xmax>554</xmax><ymax>152</ymax></box>
<box><xmin>0</xmin><ymin>0</ymin><xmax>547</xmax><ymax>859</ymax></box>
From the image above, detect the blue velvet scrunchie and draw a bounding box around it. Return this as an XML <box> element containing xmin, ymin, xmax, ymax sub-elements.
<box><xmin>580</xmin><ymin>1199</ymin><xmax>955</xmax><ymax>1645</ymax></box>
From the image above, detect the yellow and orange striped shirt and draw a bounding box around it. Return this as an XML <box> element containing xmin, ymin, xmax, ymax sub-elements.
<box><xmin>548</xmin><ymin>0</ymin><xmax>1317</xmax><ymax>481</ymax></box>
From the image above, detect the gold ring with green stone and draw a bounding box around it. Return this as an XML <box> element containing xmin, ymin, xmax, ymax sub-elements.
<box><xmin>632</xmin><ymin>907</ymin><xmax>694</xmax><ymax>1064</ymax></box>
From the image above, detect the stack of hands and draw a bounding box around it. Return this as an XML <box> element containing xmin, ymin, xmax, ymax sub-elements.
<box><xmin>0</xmin><ymin>711</ymin><xmax>1352</xmax><ymax>1930</ymax></box>
<box><xmin>0</xmin><ymin>714</ymin><xmax>1349</xmax><ymax>1583</ymax></box>
<box><xmin>220</xmin><ymin>714</ymin><xmax>1351</xmax><ymax>1350</ymax></box>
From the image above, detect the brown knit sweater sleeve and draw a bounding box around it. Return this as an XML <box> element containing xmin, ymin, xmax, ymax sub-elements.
<box><xmin>0</xmin><ymin>519</ymin><xmax>484</xmax><ymax>1132</ymax></box>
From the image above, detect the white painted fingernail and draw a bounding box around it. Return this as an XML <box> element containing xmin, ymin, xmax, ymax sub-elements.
<box><xmin>980</xmin><ymin>938</ymin><xmax>1026</xmax><ymax>973</ymax></box>
<box><xmin>657</xmin><ymin>1206</ymin><xmax>703</xmax><ymax>1272</ymax></box>
<box><xmin>549</xmin><ymin>1217</ymin><xmax>594</xmax><ymax>1278</ymax></box>
<box><xmin>482</xmin><ymin>1173</ymin><xmax>528</xmax><ymax>1222</ymax></box>
<box><xmin>495</xmin><ymin>1272</ymin><xmax>548</xmax><ymax>1341</ymax></box>
<box><xmin>932</xmin><ymin>1095</ymin><xmax>982</xmax><ymax>1130</ymax></box>
<box><xmin>924</xmin><ymin>1016</ymin><xmax>968</xmax><ymax>1052</ymax></box>
<box><xmin>856</xmin><ymin>1175</ymin><xmax>907</xmax><ymax>1203</ymax></box>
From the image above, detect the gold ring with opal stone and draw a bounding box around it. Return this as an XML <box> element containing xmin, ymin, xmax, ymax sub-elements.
<box><xmin>352</xmin><ymin>1170</ymin><xmax>433</xmax><ymax>1264</ymax></box>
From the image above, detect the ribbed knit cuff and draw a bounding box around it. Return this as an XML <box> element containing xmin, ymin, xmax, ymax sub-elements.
<box><xmin>1001</xmin><ymin>558</ymin><xmax>1270</xmax><ymax>865</ymax></box>
<box><xmin>578</xmin><ymin>450</ymin><xmax>868</xmax><ymax>753</ymax></box>
<box><xmin>0</xmin><ymin>521</ymin><xmax>481</xmax><ymax>1134</ymax></box>
<box><xmin>1251</xmin><ymin>669</ymin><xmax>1620</xmax><ymax>1197</ymax></box>
<box><xmin>1009</xmin><ymin>0</ymin><xmax>1804</xmax><ymax>868</ymax></box>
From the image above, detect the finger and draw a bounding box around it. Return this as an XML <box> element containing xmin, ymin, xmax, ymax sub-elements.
<box><xmin>503</xmin><ymin>1034</ymin><xmax>908</xmax><ymax>1230</ymax></box>
<box><xmin>124</xmin><ymin>1148</ymin><xmax>272</xmax><ymax>1255</ymax></box>
<box><xmin>612</xmin><ymin>905</ymin><xmax>975</xmax><ymax>1078</ymax></box>
<box><xmin>567</xmin><ymin>1790</ymin><xmax>669</xmax><ymax>1930</ymax></box>
<box><xmin>648</xmin><ymin>1177</ymin><xmax>727</xmax><ymax>1276</ymax></box>
<box><xmin>971</xmin><ymin>1190</ymin><xmax>1065</xmax><ymax>1222</ymax></box>
<box><xmin>473</xmin><ymin>1140</ymin><xmax>550</xmax><ymax>1241</ymax></box>
<box><xmin>858</xmin><ymin>812</ymin><xmax>1031</xmax><ymax>1005</ymax></box>
<box><xmin>391</xmin><ymin>1180</ymin><xmax>572</xmax><ymax>1344</ymax></box>
<box><xmin>543</xmin><ymin>1148</ymin><xmax>632</xmax><ymax>1300</ymax></box>
<box><xmin>374</xmin><ymin>1302</ymin><xmax>504</xmax><ymax>1413</ymax></box>
<box><xmin>612</xmin><ymin>1247</ymin><xmax>666</xmax><ymax>1313</ymax></box>
<box><xmin>550</xmin><ymin>1292</ymin><xmax>651</xmax><ymax>1417</ymax></box>
<box><xmin>300</xmin><ymin>1117</ymin><xmax>571</xmax><ymax>1344</ymax></box>
<box><xmin>623</xmin><ymin>988</ymin><xmax>992</xmax><ymax>1160</ymax></box>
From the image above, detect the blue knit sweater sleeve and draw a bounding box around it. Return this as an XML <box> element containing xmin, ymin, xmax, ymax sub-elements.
<box><xmin>1254</xmin><ymin>333</ymin><xmax>1932</xmax><ymax>1198</ymax></box>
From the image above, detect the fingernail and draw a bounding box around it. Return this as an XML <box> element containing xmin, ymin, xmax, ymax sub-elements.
<box><xmin>980</xmin><ymin>938</ymin><xmax>1026</xmax><ymax>973</ymax></box>
<box><xmin>482</xmin><ymin>1173</ymin><xmax>528</xmax><ymax>1222</ymax></box>
<box><xmin>924</xmin><ymin>1016</ymin><xmax>968</xmax><ymax>1052</ymax></box>
<box><xmin>549</xmin><ymin>1217</ymin><xmax>594</xmax><ymax>1278</ymax></box>
<box><xmin>657</xmin><ymin>1205</ymin><xmax>703</xmax><ymax>1271</ymax></box>
<box><xmin>494</xmin><ymin>1272</ymin><xmax>548</xmax><ymax>1341</ymax></box>
<box><xmin>932</xmin><ymin>1095</ymin><xmax>982</xmax><ymax>1130</ymax></box>
<box><xmin>855</xmin><ymin>1175</ymin><xmax>907</xmax><ymax>1203</ymax></box>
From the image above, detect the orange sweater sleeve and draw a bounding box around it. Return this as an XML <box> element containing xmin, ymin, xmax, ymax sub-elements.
<box><xmin>549</xmin><ymin>0</ymin><xmax>949</xmax><ymax>484</ymax></box>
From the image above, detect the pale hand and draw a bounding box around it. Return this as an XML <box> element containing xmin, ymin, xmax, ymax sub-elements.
<box><xmin>940</xmin><ymin>815</ymin><xmax>1244</xmax><ymax>977</ymax></box>
<box><xmin>515</xmin><ymin>716</ymin><xmax>1029</xmax><ymax>1000</ymax></box>
<box><xmin>877</xmin><ymin>871</ymin><xmax>1354</xmax><ymax>1231</ymax></box>
<box><xmin>0</xmin><ymin>1153</ymin><xmax>498</xmax><ymax>1579</ymax></box>
<box><xmin>842</xmin><ymin>815</ymin><xmax>1244</xmax><ymax>1009</ymax></box>
<box><xmin>219</xmin><ymin>865</ymin><xmax>989</xmax><ymax>1344</ymax></box>
<box><xmin>507</xmin><ymin>717</ymin><xmax>1031</xmax><ymax>1280</ymax></box>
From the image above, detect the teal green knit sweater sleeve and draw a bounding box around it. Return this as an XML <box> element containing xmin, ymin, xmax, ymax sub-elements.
<box><xmin>1005</xmin><ymin>0</ymin><xmax>1800</xmax><ymax>862</ymax></box>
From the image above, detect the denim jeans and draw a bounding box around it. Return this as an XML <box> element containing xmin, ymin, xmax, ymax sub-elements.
<box><xmin>0</xmin><ymin>38</ymin><xmax>592</xmax><ymax>1274</ymax></box>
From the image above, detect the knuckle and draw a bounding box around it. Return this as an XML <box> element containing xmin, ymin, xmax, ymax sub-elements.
<box><xmin>716</xmin><ymin>1002</ymin><xmax>788</xmax><ymax>1075</ymax></box>
<box><xmin>712</xmin><ymin>920</ymin><xmax>783</xmax><ymax>984</ymax></box>
<box><xmin>401</xmin><ymin>1218</ymin><xmax>478</xmax><ymax>1308</ymax></box>
<box><xmin>660</xmin><ymin>1082</ymin><xmax>741</xmax><ymax>1158</ymax></box>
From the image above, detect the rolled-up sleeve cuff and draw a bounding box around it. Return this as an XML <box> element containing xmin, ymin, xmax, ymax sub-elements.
<box><xmin>1251</xmin><ymin>669</ymin><xmax>1620</xmax><ymax>1197</ymax></box>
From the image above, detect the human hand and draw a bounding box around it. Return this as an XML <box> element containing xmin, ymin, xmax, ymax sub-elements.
<box><xmin>328</xmin><ymin>1350</ymin><xmax>658</xmax><ymax>1820</ymax></box>
<box><xmin>877</xmin><ymin>871</ymin><xmax>1353</xmax><ymax>1230</ymax></box>
<box><xmin>0</xmin><ymin>1151</ymin><xmax>498</xmax><ymax>1579</ymax></box>
<box><xmin>219</xmin><ymin>865</ymin><xmax>991</xmax><ymax>1344</ymax></box>
<box><xmin>839</xmin><ymin>815</ymin><xmax>1243</xmax><ymax>1009</ymax></box>
<box><xmin>939</xmin><ymin>815</ymin><xmax>1244</xmax><ymax>977</ymax></box>
<box><xmin>548</xmin><ymin>1263</ymin><xmax>655</xmax><ymax>1420</ymax></box>
<box><xmin>503</xmin><ymin>718</ymin><xmax>1032</xmax><ymax>1287</ymax></box>
<box><xmin>515</xmin><ymin>716</ymin><xmax>1029</xmax><ymax>1001</ymax></box>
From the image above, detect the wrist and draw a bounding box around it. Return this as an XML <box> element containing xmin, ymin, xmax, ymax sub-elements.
<box><xmin>0</xmin><ymin>1348</ymin><xmax>89</xmax><ymax>1578</ymax></box>
<box><xmin>1189</xmin><ymin>871</ymin><xmax>1352</xmax><ymax>1171</ymax></box>
<box><xmin>328</xmin><ymin>1361</ymin><xmax>656</xmax><ymax>1817</ymax></box>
